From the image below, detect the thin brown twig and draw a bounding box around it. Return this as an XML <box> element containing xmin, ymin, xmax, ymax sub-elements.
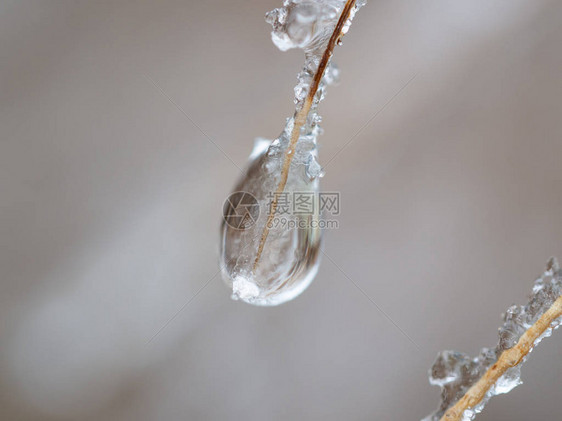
<box><xmin>253</xmin><ymin>0</ymin><xmax>357</xmax><ymax>272</ymax></box>
<box><xmin>441</xmin><ymin>294</ymin><xmax>562</xmax><ymax>421</ymax></box>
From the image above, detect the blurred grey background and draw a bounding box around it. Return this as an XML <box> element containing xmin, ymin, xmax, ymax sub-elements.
<box><xmin>1</xmin><ymin>1</ymin><xmax>561</xmax><ymax>420</ymax></box>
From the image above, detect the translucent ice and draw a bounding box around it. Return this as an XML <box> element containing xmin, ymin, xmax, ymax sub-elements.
<box><xmin>423</xmin><ymin>258</ymin><xmax>562</xmax><ymax>421</ymax></box>
<box><xmin>220</xmin><ymin>132</ymin><xmax>323</xmax><ymax>306</ymax></box>
<box><xmin>266</xmin><ymin>0</ymin><xmax>363</xmax><ymax>110</ymax></box>
<box><xmin>266</xmin><ymin>0</ymin><xmax>367</xmax><ymax>54</ymax></box>
<box><xmin>266</xmin><ymin>0</ymin><xmax>343</xmax><ymax>53</ymax></box>
<box><xmin>219</xmin><ymin>0</ymin><xmax>365</xmax><ymax>306</ymax></box>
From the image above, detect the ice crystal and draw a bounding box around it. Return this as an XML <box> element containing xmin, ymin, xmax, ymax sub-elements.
<box><xmin>265</xmin><ymin>0</ymin><xmax>363</xmax><ymax>111</ymax></box>
<box><xmin>219</xmin><ymin>0</ymin><xmax>364</xmax><ymax>306</ymax></box>
<box><xmin>266</xmin><ymin>0</ymin><xmax>346</xmax><ymax>54</ymax></box>
<box><xmin>423</xmin><ymin>258</ymin><xmax>562</xmax><ymax>421</ymax></box>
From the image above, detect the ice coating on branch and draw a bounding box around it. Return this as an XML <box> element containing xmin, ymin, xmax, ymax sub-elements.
<box><xmin>423</xmin><ymin>258</ymin><xmax>562</xmax><ymax>421</ymax></box>
<box><xmin>266</xmin><ymin>0</ymin><xmax>364</xmax><ymax>110</ymax></box>
<box><xmin>219</xmin><ymin>0</ymin><xmax>364</xmax><ymax>306</ymax></box>
<box><xmin>266</xmin><ymin>0</ymin><xmax>365</xmax><ymax>53</ymax></box>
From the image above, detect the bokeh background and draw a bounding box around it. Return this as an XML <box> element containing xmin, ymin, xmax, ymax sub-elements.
<box><xmin>2</xmin><ymin>0</ymin><xmax>562</xmax><ymax>420</ymax></box>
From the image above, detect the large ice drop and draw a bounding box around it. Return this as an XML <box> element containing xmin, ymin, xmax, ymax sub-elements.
<box><xmin>220</xmin><ymin>133</ymin><xmax>323</xmax><ymax>306</ymax></box>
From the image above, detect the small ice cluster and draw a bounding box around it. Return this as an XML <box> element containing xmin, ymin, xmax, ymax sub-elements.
<box><xmin>266</xmin><ymin>0</ymin><xmax>364</xmax><ymax>110</ymax></box>
<box><xmin>423</xmin><ymin>258</ymin><xmax>562</xmax><ymax>421</ymax></box>
<box><xmin>266</xmin><ymin>0</ymin><xmax>365</xmax><ymax>53</ymax></box>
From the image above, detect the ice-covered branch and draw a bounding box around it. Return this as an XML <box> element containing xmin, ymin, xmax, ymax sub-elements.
<box><xmin>254</xmin><ymin>0</ymin><xmax>363</xmax><ymax>271</ymax></box>
<box><xmin>221</xmin><ymin>1</ymin><xmax>366</xmax><ymax>306</ymax></box>
<box><xmin>424</xmin><ymin>258</ymin><xmax>562</xmax><ymax>421</ymax></box>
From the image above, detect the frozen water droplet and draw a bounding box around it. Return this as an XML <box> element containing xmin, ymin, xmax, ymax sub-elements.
<box><xmin>305</xmin><ymin>154</ymin><xmax>325</xmax><ymax>179</ymax></box>
<box><xmin>266</xmin><ymin>1</ymin><xmax>352</xmax><ymax>54</ymax></box>
<box><xmin>492</xmin><ymin>366</ymin><xmax>522</xmax><ymax>394</ymax></box>
<box><xmin>324</xmin><ymin>63</ymin><xmax>340</xmax><ymax>85</ymax></box>
<box><xmin>250</xmin><ymin>137</ymin><xmax>271</xmax><ymax>160</ymax></box>
<box><xmin>220</xmin><ymin>132</ymin><xmax>322</xmax><ymax>306</ymax></box>
<box><xmin>266</xmin><ymin>138</ymin><xmax>282</xmax><ymax>157</ymax></box>
<box><xmin>266</xmin><ymin>0</ymin><xmax>367</xmax><ymax>53</ymax></box>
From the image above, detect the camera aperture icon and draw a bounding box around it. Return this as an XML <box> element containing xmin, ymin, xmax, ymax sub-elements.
<box><xmin>223</xmin><ymin>191</ymin><xmax>260</xmax><ymax>230</ymax></box>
